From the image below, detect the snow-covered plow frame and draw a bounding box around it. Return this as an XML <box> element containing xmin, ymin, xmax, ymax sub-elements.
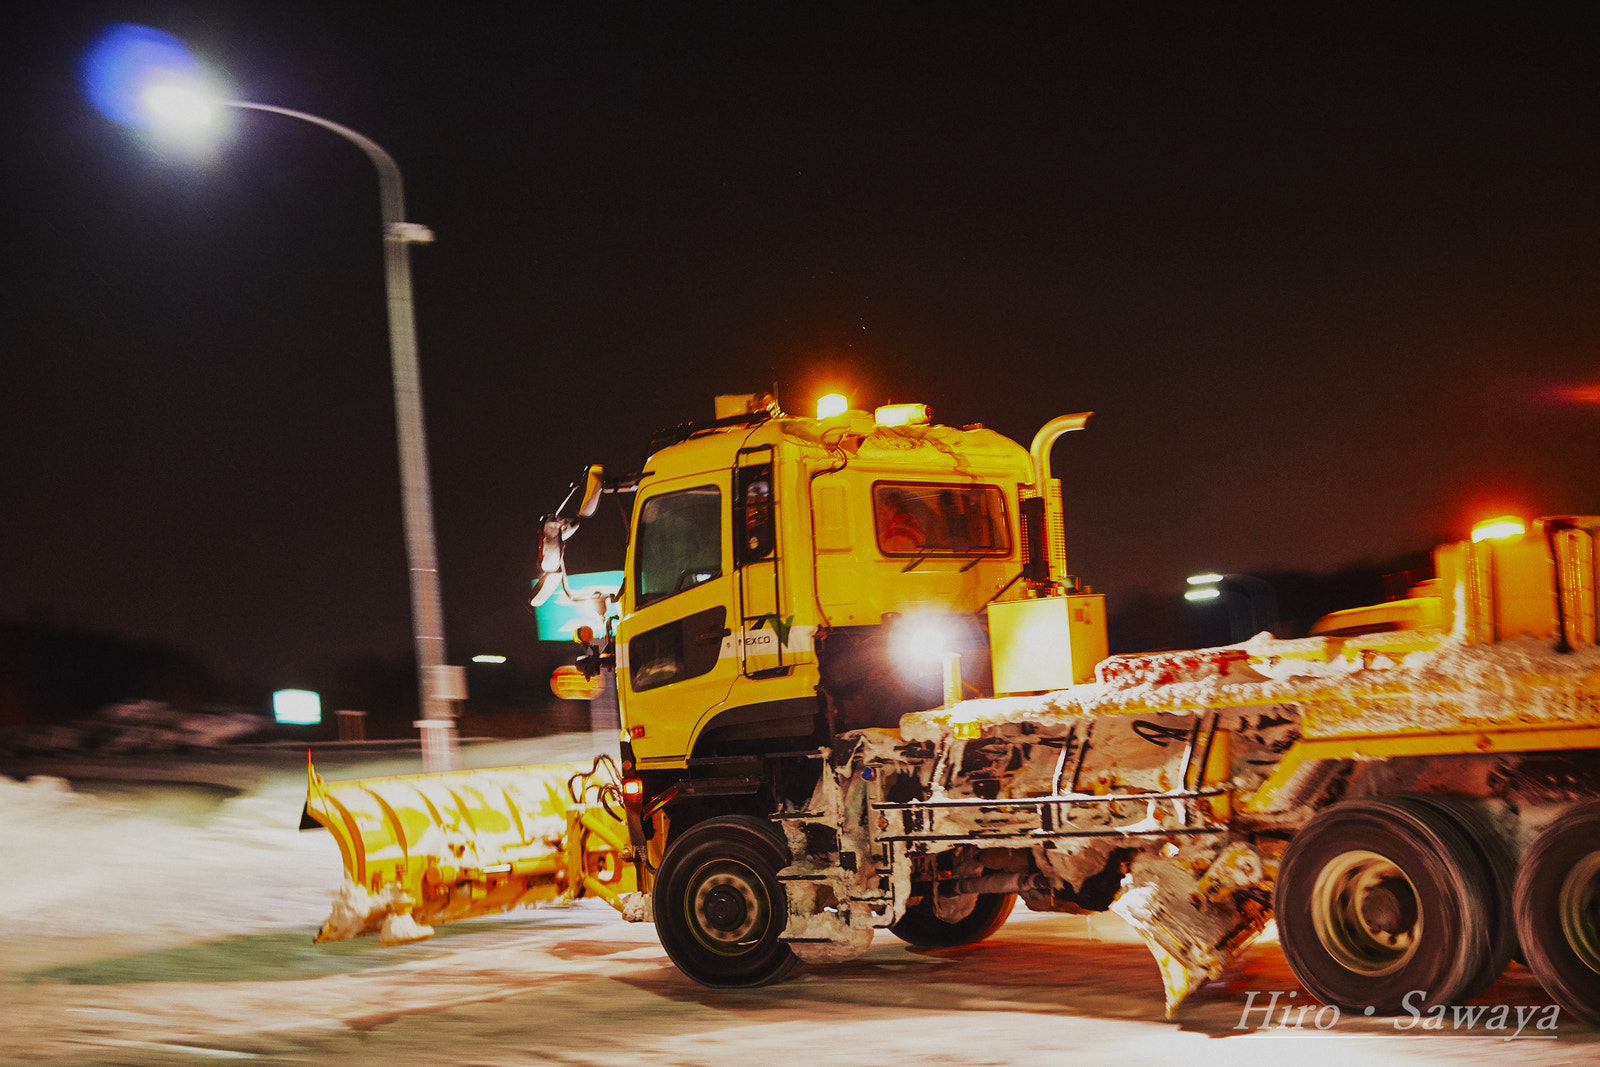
<box><xmin>872</xmin><ymin>715</ymin><xmax>1234</xmax><ymax>846</ymax></box>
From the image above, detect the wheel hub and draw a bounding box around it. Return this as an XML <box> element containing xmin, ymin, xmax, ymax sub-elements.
<box><xmin>689</xmin><ymin>861</ymin><xmax>768</xmax><ymax>953</ymax></box>
<box><xmin>702</xmin><ymin>884</ymin><xmax>749</xmax><ymax>932</ymax></box>
<box><xmin>1311</xmin><ymin>850</ymin><xmax>1421</xmax><ymax>976</ymax></box>
<box><xmin>1560</xmin><ymin>852</ymin><xmax>1600</xmax><ymax>975</ymax></box>
<box><xmin>1360</xmin><ymin>877</ymin><xmax>1419</xmax><ymax>936</ymax></box>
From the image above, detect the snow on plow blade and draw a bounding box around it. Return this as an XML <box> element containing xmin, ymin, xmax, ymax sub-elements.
<box><xmin>301</xmin><ymin>755</ymin><xmax>638</xmax><ymax>943</ymax></box>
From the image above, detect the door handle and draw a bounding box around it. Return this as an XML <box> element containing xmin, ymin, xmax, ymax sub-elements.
<box><xmin>696</xmin><ymin>628</ymin><xmax>732</xmax><ymax>647</ymax></box>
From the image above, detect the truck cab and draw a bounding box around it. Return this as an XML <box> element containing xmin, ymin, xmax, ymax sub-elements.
<box><xmin>613</xmin><ymin>396</ymin><xmax>1045</xmax><ymax>780</ymax></box>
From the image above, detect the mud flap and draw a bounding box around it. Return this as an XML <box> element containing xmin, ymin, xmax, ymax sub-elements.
<box><xmin>778</xmin><ymin>863</ymin><xmax>877</xmax><ymax>964</ymax></box>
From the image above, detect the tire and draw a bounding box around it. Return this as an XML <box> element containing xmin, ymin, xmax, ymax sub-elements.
<box><xmin>889</xmin><ymin>892</ymin><xmax>1016</xmax><ymax>948</ymax></box>
<box><xmin>652</xmin><ymin>815</ymin><xmax>799</xmax><ymax>988</ymax></box>
<box><xmin>1514</xmin><ymin>801</ymin><xmax>1600</xmax><ymax>1025</ymax></box>
<box><xmin>1275</xmin><ymin>797</ymin><xmax>1494</xmax><ymax>1014</ymax></box>
<box><xmin>1405</xmin><ymin>795</ymin><xmax>1518</xmax><ymax>998</ymax></box>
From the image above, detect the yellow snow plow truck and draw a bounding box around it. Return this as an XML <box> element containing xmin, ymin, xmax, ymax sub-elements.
<box><xmin>303</xmin><ymin>394</ymin><xmax>1600</xmax><ymax>1022</ymax></box>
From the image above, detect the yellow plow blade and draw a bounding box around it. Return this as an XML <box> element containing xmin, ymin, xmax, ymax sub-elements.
<box><xmin>301</xmin><ymin>754</ymin><xmax>639</xmax><ymax>943</ymax></box>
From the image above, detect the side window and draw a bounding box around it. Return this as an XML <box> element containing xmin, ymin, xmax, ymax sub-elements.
<box><xmin>629</xmin><ymin>606</ymin><xmax>729</xmax><ymax>692</ymax></box>
<box><xmin>735</xmin><ymin>463</ymin><xmax>775</xmax><ymax>566</ymax></box>
<box><xmin>635</xmin><ymin>485</ymin><xmax>722</xmax><ymax>607</ymax></box>
<box><xmin>872</xmin><ymin>482</ymin><xmax>1010</xmax><ymax>556</ymax></box>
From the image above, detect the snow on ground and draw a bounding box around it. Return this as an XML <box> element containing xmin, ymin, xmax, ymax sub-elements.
<box><xmin>0</xmin><ymin>735</ymin><xmax>603</xmax><ymax>974</ymax></box>
<box><xmin>0</xmin><ymin>771</ymin><xmax>337</xmax><ymax>970</ymax></box>
<box><xmin>2</xmin><ymin>734</ymin><xmax>1596</xmax><ymax>1066</ymax></box>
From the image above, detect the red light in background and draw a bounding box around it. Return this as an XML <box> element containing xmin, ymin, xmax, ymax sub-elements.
<box><xmin>1552</xmin><ymin>382</ymin><xmax>1600</xmax><ymax>405</ymax></box>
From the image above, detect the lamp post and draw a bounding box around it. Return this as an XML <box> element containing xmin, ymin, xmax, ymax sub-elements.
<box><xmin>1185</xmin><ymin>572</ymin><xmax>1278</xmax><ymax>642</ymax></box>
<box><xmin>84</xmin><ymin>25</ymin><xmax>461</xmax><ymax>770</ymax></box>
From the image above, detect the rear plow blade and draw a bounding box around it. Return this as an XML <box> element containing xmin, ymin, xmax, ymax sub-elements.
<box><xmin>1108</xmin><ymin>842</ymin><xmax>1274</xmax><ymax>1016</ymax></box>
<box><xmin>301</xmin><ymin>755</ymin><xmax>637</xmax><ymax>943</ymax></box>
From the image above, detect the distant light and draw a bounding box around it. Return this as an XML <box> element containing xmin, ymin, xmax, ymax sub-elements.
<box><xmin>81</xmin><ymin>23</ymin><xmax>206</xmax><ymax>129</ymax></box>
<box><xmin>1551</xmin><ymin>382</ymin><xmax>1600</xmax><ymax>406</ymax></box>
<box><xmin>1471</xmin><ymin>516</ymin><xmax>1527</xmax><ymax>543</ymax></box>
<box><xmin>471</xmin><ymin>654</ymin><xmax>507</xmax><ymax>664</ymax></box>
<box><xmin>874</xmin><ymin>403</ymin><xmax>931</xmax><ymax>427</ymax></box>
<box><xmin>1187</xmin><ymin>573</ymin><xmax>1225</xmax><ymax>585</ymax></box>
<box><xmin>816</xmin><ymin>393</ymin><xmax>849</xmax><ymax>420</ymax></box>
<box><xmin>1185</xmin><ymin>588</ymin><xmax>1222</xmax><ymax>601</ymax></box>
<box><xmin>272</xmin><ymin>689</ymin><xmax>322</xmax><ymax>725</ymax></box>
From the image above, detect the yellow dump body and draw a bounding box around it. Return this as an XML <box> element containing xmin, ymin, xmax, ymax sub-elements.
<box><xmin>302</xmin><ymin>756</ymin><xmax>640</xmax><ymax>938</ymax></box>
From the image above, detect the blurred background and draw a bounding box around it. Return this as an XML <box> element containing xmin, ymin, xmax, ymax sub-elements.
<box><xmin>1</xmin><ymin>4</ymin><xmax>1597</xmax><ymax>748</ymax></box>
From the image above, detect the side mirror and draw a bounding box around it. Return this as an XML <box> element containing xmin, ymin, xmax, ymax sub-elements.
<box><xmin>577</xmin><ymin>464</ymin><xmax>605</xmax><ymax>518</ymax></box>
<box><xmin>530</xmin><ymin>516</ymin><xmax>576</xmax><ymax>607</ymax></box>
<box><xmin>533</xmin><ymin>463</ymin><xmax>605</xmax><ymax>607</ymax></box>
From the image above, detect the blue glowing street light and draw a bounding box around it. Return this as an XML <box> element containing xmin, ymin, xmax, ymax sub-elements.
<box><xmin>82</xmin><ymin>24</ymin><xmax>462</xmax><ymax>771</ymax></box>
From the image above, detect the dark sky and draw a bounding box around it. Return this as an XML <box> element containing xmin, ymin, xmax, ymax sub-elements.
<box><xmin>3</xmin><ymin>4</ymin><xmax>1598</xmax><ymax>686</ymax></box>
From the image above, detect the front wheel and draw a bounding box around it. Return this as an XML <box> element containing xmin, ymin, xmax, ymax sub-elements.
<box><xmin>1515</xmin><ymin>801</ymin><xmax>1600</xmax><ymax>1025</ymax></box>
<box><xmin>1274</xmin><ymin>797</ymin><xmax>1494</xmax><ymax>1014</ymax></box>
<box><xmin>653</xmin><ymin>815</ymin><xmax>799</xmax><ymax>988</ymax></box>
<box><xmin>890</xmin><ymin>892</ymin><xmax>1016</xmax><ymax>948</ymax></box>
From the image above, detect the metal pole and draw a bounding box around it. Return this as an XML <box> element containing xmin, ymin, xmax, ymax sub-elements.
<box><xmin>228</xmin><ymin>102</ymin><xmax>460</xmax><ymax>771</ymax></box>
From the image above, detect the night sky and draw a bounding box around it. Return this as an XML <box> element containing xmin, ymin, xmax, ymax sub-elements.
<box><xmin>3</xmin><ymin>4</ymin><xmax>1598</xmax><ymax>690</ymax></box>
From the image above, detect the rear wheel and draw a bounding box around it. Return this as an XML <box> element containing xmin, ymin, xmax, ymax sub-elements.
<box><xmin>1405</xmin><ymin>795</ymin><xmax>1517</xmax><ymax>998</ymax></box>
<box><xmin>1515</xmin><ymin>801</ymin><xmax>1600</xmax><ymax>1025</ymax></box>
<box><xmin>890</xmin><ymin>892</ymin><xmax>1016</xmax><ymax>948</ymax></box>
<box><xmin>1275</xmin><ymin>797</ymin><xmax>1493</xmax><ymax>1014</ymax></box>
<box><xmin>653</xmin><ymin>815</ymin><xmax>799</xmax><ymax>988</ymax></box>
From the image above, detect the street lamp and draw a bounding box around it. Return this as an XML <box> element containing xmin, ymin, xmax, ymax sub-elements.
<box><xmin>83</xmin><ymin>24</ymin><xmax>462</xmax><ymax>770</ymax></box>
<box><xmin>1185</xmin><ymin>572</ymin><xmax>1278</xmax><ymax>641</ymax></box>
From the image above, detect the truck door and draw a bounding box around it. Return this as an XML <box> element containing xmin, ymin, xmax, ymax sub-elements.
<box><xmin>616</xmin><ymin>470</ymin><xmax>737</xmax><ymax>765</ymax></box>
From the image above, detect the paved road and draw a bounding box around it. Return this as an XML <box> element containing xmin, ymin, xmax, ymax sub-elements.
<box><xmin>3</xmin><ymin>740</ymin><xmax>1595</xmax><ymax>1066</ymax></box>
<box><xmin>6</xmin><ymin>897</ymin><xmax>1594</xmax><ymax>1066</ymax></box>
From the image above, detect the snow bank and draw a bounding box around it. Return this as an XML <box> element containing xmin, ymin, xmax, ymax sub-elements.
<box><xmin>0</xmin><ymin>768</ymin><xmax>338</xmax><ymax>972</ymax></box>
<box><xmin>0</xmin><ymin>700</ymin><xmax>268</xmax><ymax>758</ymax></box>
<box><xmin>0</xmin><ymin>735</ymin><xmax>610</xmax><ymax>974</ymax></box>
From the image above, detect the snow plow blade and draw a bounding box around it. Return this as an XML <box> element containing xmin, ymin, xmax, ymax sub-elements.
<box><xmin>301</xmin><ymin>754</ymin><xmax>639</xmax><ymax>943</ymax></box>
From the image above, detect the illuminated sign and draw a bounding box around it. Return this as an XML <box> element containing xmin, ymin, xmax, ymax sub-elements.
<box><xmin>534</xmin><ymin>570</ymin><xmax>622</xmax><ymax>641</ymax></box>
<box><xmin>551</xmin><ymin>664</ymin><xmax>604</xmax><ymax>701</ymax></box>
<box><xmin>272</xmin><ymin>689</ymin><xmax>322</xmax><ymax>725</ymax></box>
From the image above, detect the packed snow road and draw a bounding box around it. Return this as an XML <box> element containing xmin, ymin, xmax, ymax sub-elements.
<box><xmin>2</xmin><ymin>736</ymin><xmax>1594</xmax><ymax>1067</ymax></box>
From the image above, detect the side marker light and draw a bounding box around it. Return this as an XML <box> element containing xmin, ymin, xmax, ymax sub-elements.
<box><xmin>951</xmin><ymin>718</ymin><xmax>981</xmax><ymax>739</ymax></box>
